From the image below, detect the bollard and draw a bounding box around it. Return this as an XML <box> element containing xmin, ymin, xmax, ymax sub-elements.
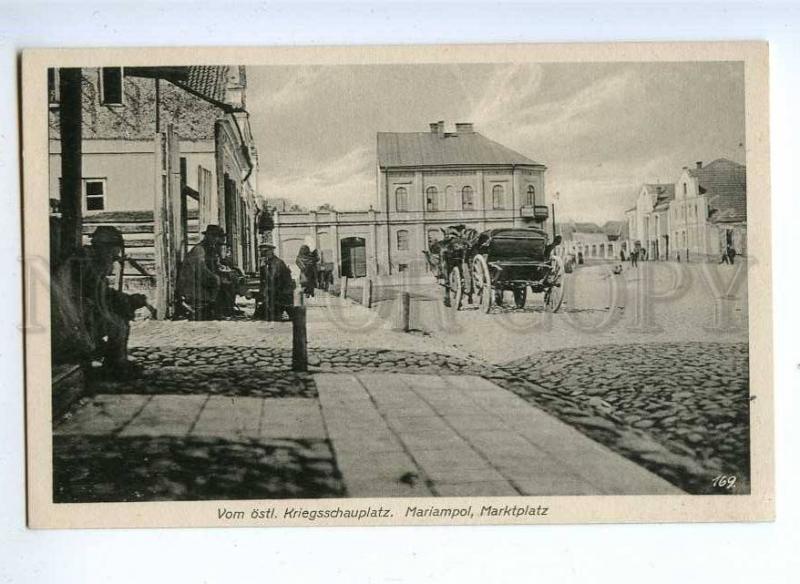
<box><xmin>340</xmin><ymin>276</ymin><xmax>348</xmax><ymax>299</ymax></box>
<box><xmin>362</xmin><ymin>279</ymin><xmax>373</xmax><ymax>308</ymax></box>
<box><xmin>398</xmin><ymin>291</ymin><xmax>411</xmax><ymax>332</ymax></box>
<box><xmin>292</xmin><ymin>306</ymin><xmax>308</xmax><ymax>372</ymax></box>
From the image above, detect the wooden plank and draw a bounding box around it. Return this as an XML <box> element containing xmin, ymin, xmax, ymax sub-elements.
<box><xmin>153</xmin><ymin>132</ymin><xmax>169</xmax><ymax>319</ymax></box>
<box><xmin>82</xmin><ymin>223</ymin><xmax>154</xmax><ymax>235</ymax></box>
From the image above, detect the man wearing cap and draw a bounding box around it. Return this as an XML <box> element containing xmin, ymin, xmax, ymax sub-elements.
<box><xmin>257</xmin><ymin>242</ymin><xmax>294</xmax><ymax>321</ymax></box>
<box><xmin>51</xmin><ymin>225</ymin><xmax>148</xmax><ymax>377</ymax></box>
<box><xmin>177</xmin><ymin>224</ymin><xmax>225</xmax><ymax>320</ymax></box>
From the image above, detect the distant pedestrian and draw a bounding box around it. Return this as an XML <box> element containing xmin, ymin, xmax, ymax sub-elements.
<box><xmin>727</xmin><ymin>244</ymin><xmax>737</xmax><ymax>265</ymax></box>
<box><xmin>295</xmin><ymin>244</ymin><xmax>320</xmax><ymax>298</ymax></box>
<box><xmin>630</xmin><ymin>249</ymin><xmax>639</xmax><ymax>268</ymax></box>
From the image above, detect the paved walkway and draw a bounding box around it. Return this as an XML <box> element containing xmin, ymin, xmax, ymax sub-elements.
<box><xmin>55</xmin><ymin>371</ymin><xmax>681</xmax><ymax>498</ymax></box>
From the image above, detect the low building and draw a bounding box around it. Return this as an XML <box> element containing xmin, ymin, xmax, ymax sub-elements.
<box><xmin>273</xmin><ymin>121</ymin><xmax>549</xmax><ymax>279</ymax></box>
<box><xmin>559</xmin><ymin>221</ymin><xmax>621</xmax><ymax>260</ymax></box>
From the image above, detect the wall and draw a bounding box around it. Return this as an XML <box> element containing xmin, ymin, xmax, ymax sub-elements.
<box><xmin>49</xmin><ymin>139</ymin><xmax>215</xmax><ymax>215</ymax></box>
<box><xmin>48</xmin><ymin>68</ymin><xmax>222</xmax><ymax>142</ymax></box>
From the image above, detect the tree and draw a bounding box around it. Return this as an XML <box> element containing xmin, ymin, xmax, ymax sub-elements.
<box><xmin>316</xmin><ymin>203</ymin><xmax>336</xmax><ymax>212</ymax></box>
<box><xmin>257</xmin><ymin>208</ymin><xmax>275</xmax><ymax>233</ymax></box>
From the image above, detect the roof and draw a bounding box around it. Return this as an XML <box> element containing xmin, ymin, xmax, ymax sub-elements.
<box><xmin>377</xmin><ymin>131</ymin><xmax>543</xmax><ymax>168</ymax></box>
<box><xmin>602</xmin><ymin>220</ymin><xmax>625</xmax><ymax>237</ymax></box>
<box><xmin>643</xmin><ymin>183</ymin><xmax>676</xmax><ymax>211</ymax></box>
<box><xmin>689</xmin><ymin>159</ymin><xmax>747</xmax><ymax>223</ymax></box>
<box><xmin>126</xmin><ymin>66</ymin><xmax>237</xmax><ymax>111</ymax></box>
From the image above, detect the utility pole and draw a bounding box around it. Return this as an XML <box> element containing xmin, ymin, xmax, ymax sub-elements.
<box><xmin>58</xmin><ymin>68</ymin><xmax>83</xmax><ymax>264</ymax></box>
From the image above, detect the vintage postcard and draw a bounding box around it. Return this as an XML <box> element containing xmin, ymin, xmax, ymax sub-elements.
<box><xmin>22</xmin><ymin>42</ymin><xmax>773</xmax><ymax>528</ymax></box>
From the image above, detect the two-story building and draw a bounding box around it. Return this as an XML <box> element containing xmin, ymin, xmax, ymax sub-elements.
<box><xmin>48</xmin><ymin>66</ymin><xmax>261</xmax><ymax>312</ymax></box>
<box><xmin>624</xmin><ymin>159</ymin><xmax>747</xmax><ymax>261</ymax></box>
<box><xmin>272</xmin><ymin>121</ymin><xmax>549</xmax><ymax>279</ymax></box>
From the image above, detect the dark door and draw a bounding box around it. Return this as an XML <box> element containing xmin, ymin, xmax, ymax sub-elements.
<box><xmin>340</xmin><ymin>237</ymin><xmax>367</xmax><ymax>278</ymax></box>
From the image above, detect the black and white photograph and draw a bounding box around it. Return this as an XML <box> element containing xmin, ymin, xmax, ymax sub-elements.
<box><xmin>22</xmin><ymin>43</ymin><xmax>772</xmax><ymax>527</ymax></box>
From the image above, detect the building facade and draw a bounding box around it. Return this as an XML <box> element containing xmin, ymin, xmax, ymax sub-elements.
<box><xmin>48</xmin><ymin>66</ymin><xmax>261</xmax><ymax>286</ymax></box>
<box><xmin>272</xmin><ymin>121</ymin><xmax>549</xmax><ymax>279</ymax></box>
<box><xmin>625</xmin><ymin>159</ymin><xmax>747</xmax><ymax>261</ymax></box>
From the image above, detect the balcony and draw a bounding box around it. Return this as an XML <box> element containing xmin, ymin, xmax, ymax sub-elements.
<box><xmin>520</xmin><ymin>205</ymin><xmax>549</xmax><ymax>221</ymax></box>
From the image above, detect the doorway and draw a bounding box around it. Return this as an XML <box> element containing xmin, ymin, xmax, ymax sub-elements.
<box><xmin>340</xmin><ymin>237</ymin><xmax>367</xmax><ymax>278</ymax></box>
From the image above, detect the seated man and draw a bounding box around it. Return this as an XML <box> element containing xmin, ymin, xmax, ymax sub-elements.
<box><xmin>177</xmin><ymin>224</ymin><xmax>224</xmax><ymax>320</ymax></box>
<box><xmin>52</xmin><ymin>225</ymin><xmax>148</xmax><ymax>378</ymax></box>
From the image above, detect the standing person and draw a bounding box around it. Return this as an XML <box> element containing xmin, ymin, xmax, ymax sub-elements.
<box><xmin>51</xmin><ymin>226</ymin><xmax>148</xmax><ymax>378</ymax></box>
<box><xmin>257</xmin><ymin>243</ymin><xmax>295</xmax><ymax>321</ymax></box>
<box><xmin>177</xmin><ymin>224</ymin><xmax>225</xmax><ymax>320</ymax></box>
<box><xmin>620</xmin><ymin>249</ymin><xmax>626</xmax><ymax>262</ymax></box>
<box><xmin>295</xmin><ymin>244</ymin><xmax>320</xmax><ymax>298</ymax></box>
<box><xmin>631</xmin><ymin>247</ymin><xmax>639</xmax><ymax>268</ymax></box>
<box><xmin>727</xmin><ymin>244</ymin><xmax>737</xmax><ymax>265</ymax></box>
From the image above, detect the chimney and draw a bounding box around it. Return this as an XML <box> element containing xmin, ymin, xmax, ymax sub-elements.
<box><xmin>455</xmin><ymin>122</ymin><xmax>474</xmax><ymax>134</ymax></box>
<box><xmin>429</xmin><ymin>122</ymin><xmax>440</xmax><ymax>134</ymax></box>
<box><xmin>437</xmin><ymin>120</ymin><xmax>445</xmax><ymax>135</ymax></box>
<box><xmin>696</xmin><ymin>161</ymin><xmax>703</xmax><ymax>169</ymax></box>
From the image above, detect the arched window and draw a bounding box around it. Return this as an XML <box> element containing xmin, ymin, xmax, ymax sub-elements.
<box><xmin>395</xmin><ymin>187</ymin><xmax>408</xmax><ymax>212</ymax></box>
<box><xmin>525</xmin><ymin>185</ymin><xmax>536</xmax><ymax>206</ymax></box>
<box><xmin>396</xmin><ymin>229</ymin><xmax>409</xmax><ymax>251</ymax></box>
<box><xmin>426</xmin><ymin>186</ymin><xmax>438</xmax><ymax>212</ymax></box>
<box><xmin>461</xmin><ymin>186</ymin><xmax>474</xmax><ymax>210</ymax></box>
<box><xmin>492</xmin><ymin>185</ymin><xmax>505</xmax><ymax>210</ymax></box>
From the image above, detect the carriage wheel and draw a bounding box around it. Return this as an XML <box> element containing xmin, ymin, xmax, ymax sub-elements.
<box><xmin>513</xmin><ymin>287</ymin><xmax>527</xmax><ymax>309</ymax></box>
<box><xmin>544</xmin><ymin>256</ymin><xmax>565</xmax><ymax>313</ymax></box>
<box><xmin>472</xmin><ymin>254</ymin><xmax>492</xmax><ymax>314</ymax></box>
<box><xmin>448</xmin><ymin>265</ymin><xmax>463</xmax><ymax>311</ymax></box>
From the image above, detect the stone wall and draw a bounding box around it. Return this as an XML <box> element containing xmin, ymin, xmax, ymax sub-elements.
<box><xmin>49</xmin><ymin>68</ymin><xmax>223</xmax><ymax>141</ymax></box>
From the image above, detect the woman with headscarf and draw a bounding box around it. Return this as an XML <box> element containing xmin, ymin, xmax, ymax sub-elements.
<box><xmin>295</xmin><ymin>244</ymin><xmax>320</xmax><ymax>298</ymax></box>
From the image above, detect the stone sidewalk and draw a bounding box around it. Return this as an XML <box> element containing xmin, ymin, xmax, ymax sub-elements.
<box><xmin>55</xmin><ymin>371</ymin><xmax>681</xmax><ymax>499</ymax></box>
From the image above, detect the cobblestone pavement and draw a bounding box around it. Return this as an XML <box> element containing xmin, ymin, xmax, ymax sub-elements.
<box><xmin>54</xmin><ymin>285</ymin><xmax>748</xmax><ymax>499</ymax></box>
<box><xmin>491</xmin><ymin>342</ymin><xmax>750</xmax><ymax>494</ymax></box>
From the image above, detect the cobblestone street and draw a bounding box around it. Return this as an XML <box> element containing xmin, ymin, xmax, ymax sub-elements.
<box><xmin>54</xmin><ymin>261</ymin><xmax>751</xmax><ymax>499</ymax></box>
<box><xmin>53</xmin><ymin>290</ymin><xmax>685</xmax><ymax>500</ymax></box>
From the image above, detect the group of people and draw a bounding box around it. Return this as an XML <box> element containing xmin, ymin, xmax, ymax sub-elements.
<box><xmin>51</xmin><ymin>223</ymin><xmax>326</xmax><ymax>379</ymax></box>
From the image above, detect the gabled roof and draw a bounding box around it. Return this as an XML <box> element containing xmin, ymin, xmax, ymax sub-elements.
<box><xmin>689</xmin><ymin>158</ymin><xmax>747</xmax><ymax>223</ymax></box>
<box><xmin>641</xmin><ymin>183</ymin><xmax>676</xmax><ymax>211</ymax></box>
<box><xmin>377</xmin><ymin>131</ymin><xmax>543</xmax><ymax>168</ymax></box>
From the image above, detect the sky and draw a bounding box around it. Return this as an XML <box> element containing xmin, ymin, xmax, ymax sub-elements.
<box><xmin>247</xmin><ymin>61</ymin><xmax>745</xmax><ymax>224</ymax></box>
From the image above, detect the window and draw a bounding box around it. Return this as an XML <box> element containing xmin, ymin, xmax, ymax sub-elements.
<box><xmin>47</xmin><ymin>68</ymin><xmax>60</xmax><ymax>105</ymax></box>
<box><xmin>461</xmin><ymin>186</ymin><xmax>474</xmax><ymax>210</ymax></box>
<box><xmin>395</xmin><ymin>187</ymin><xmax>408</xmax><ymax>212</ymax></box>
<box><xmin>398</xmin><ymin>263</ymin><xmax>408</xmax><ymax>273</ymax></box>
<box><xmin>83</xmin><ymin>179</ymin><xmax>106</xmax><ymax>212</ymax></box>
<box><xmin>525</xmin><ymin>185</ymin><xmax>536</xmax><ymax>206</ymax></box>
<box><xmin>683</xmin><ymin>182</ymin><xmax>687</xmax><ymax>196</ymax></box>
<box><xmin>426</xmin><ymin>186</ymin><xmax>439</xmax><ymax>211</ymax></box>
<box><xmin>492</xmin><ymin>184</ymin><xmax>505</xmax><ymax>209</ymax></box>
<box><xmin>396</xmin><ymin>229</ymin><xmax>409</xmax><ymax>251</ymax></box>
<box><xmin>100</xmin><ymin>67</ymin><xmax>124</xmax><ymax>105</ymax></box>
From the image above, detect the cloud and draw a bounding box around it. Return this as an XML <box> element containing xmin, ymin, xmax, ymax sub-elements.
<box><xmin>469</xmin><ymin>65</ymin><xmax>640</xmax><ymax>151</ymax></box>
<box><xmin>259</xmin><ymin>67</ymin><xmax>326</xmax><ymax>110</ymax></box>
<box><xmin>262</xmin><ymin>145</ymin><xmax>374</xmax><ymax>210</ymax></box>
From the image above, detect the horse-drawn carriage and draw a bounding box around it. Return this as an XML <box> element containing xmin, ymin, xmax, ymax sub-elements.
<box><xmin>424</xmin><ymin>225</ymin><xmax>565</xmax><ymax>313</ymax></box>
